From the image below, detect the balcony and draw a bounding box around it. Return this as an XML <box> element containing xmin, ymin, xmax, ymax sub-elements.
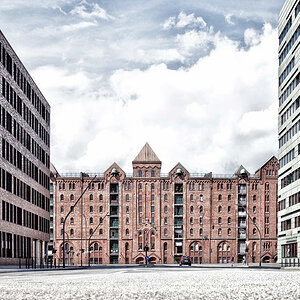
<box><xmin>110</xmin><ymin>194</ymin><xmax>119</xmax><ymax>205</ymax></box>
<box><xmin>238</xmin><ymin>211</ymin><xmax>246</xmax><ymax>217</ymax></box>
<box><xmin>238</xmin><ymin>233</ymin><xmax>246</xmax><ymax>239</ymax></box>
<box><xmin>110</xmin><ymin>218</ymin><xmax>119</xmax><ymax>227</ymax></box>
<box><xmin>110</xmin><ymin>206</ymin><xmax>119</xmax><ymax>216</ymax></box>
<box><xmin>110</xmin><ymin>183</ymin><xmax>119</xmax><ymax>194</ymax></box>
<box><xmin>110</xmin><ymin>229</ymin><xmax>119</xmax><ymax>239</ymax></box>
<box><xmin>110</xmin><ymin>248</ymin><xmax>119</xmax><ymax>254</ymax></box>
<box><xmin>238</xmin><ymin>222</ymin><xmax>246</xmax><ymax>228</ymax></box>
<box><xmin>174</xmin><ymin>208</ymin><xmax>183</xmax><ymax>216</ymax></box>
<box><xmin>238</xmin><ymin>188</ymin><xmax>247</xmax><ymax>195</ymax></box>
<box><xmin>175</xmin><ymin>195</ymin><xmax>183</xmax><ymax>204</ymax></box>
<box><xmin>238</xmin><ymin>200</ymin><xmax>246</xmax><ymax>206</ymax></box>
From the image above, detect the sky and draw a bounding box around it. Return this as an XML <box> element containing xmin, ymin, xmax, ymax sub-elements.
<box><xmin>0</xmin><ymin>0</ymin><xmax>286</xmax><ymax>175</ymax></box>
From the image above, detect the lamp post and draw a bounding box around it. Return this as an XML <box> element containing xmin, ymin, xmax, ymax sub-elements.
<box><xmin>88</xmin><ymin>212</ymin><xmax>110</xmax><ymax>267</ymax></box>
<box><xmin>62</xmin><ymin>175</ymin><xmax>98</xmax><ymax>268</ymax></box>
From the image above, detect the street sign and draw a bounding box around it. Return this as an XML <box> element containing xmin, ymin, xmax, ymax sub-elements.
<box><xmin>145</xmin><ymin>256</ymin><xmax>149</xmax><ymax>261</ymax></box>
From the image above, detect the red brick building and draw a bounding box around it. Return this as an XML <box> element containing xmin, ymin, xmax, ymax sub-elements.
<box><xmin>51</xmin><ymin>143</ymin><xmax>278</xmax><ymax>265</ymax></box>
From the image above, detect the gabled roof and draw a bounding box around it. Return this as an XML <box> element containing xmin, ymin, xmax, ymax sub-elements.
<box><xmin>133</xmin><ymin>143</ymin><xmax>161</xmax><ymax>163</ymax></box>
<box><xmin>234</xmin><ymin>165</ymin><xmax>250</xmax><ymax>176</ymax></box>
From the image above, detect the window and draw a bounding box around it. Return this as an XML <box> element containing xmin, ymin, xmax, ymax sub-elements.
<box><xmin>200</xmin><ymin>194</ymin><xmax>203</xmax><ymax>202</ymax></box>
<box><xmin>164</xmin><ymin>194</ymin><xmax>168</xmax><ymax>202</ymax></box>
<box><xmin>218</xmin><ymin>206</ymin><xmax>222</xmax><ymax>213</ymax></box>
<box><xmin>151</xmin><ymin>206</ymin><xmax>155</xmax><ymax>213</ymax></box>
<box><xmin>138</xmin><ymin>217</ymin><xmax>142</xmax><ymax>225</ymax></box>
<box><xmin>151</xmin><ymin>183</ymin><xmax>154</xmax><ymax>190</ymax></box>
<box><xmin>126</xmin><ymin>206</ymin><xmax>129</xmax><ymax>213</ymax></box>
<box><xmin>253</xmin><ymin>217</ymin><xmax>256</xmax><ymax>224</ymax></box>
<box><xmin>199</xmin><ymin>216</ymin><xmax>203</xmax><ymax>224</ymax></box>
<box><xmin>190</xmin><ymin>206</ymin><xmax>194</xmax><ymax>213</ymax></box>
<box><xmin>228</xmin><ymin>195</ymin><xmax>231</xmax><ymax>201</ymax></box>
<box><xmin>60</xmin><ymin>217</ymin><xmax>64</xmax><ymax>224</ymax></box>
<box><xmin>190</xmin><ymin>194</ymin><xmax>194</xmax><ymax>201</ymax></box>
<box><xmin>126</xmin><ymin>217</ymin><xmax>129</xmax><ymax>224</ymax></box>
<box><xmin>99</xmin><ymin>194</ymin><xmax>103</xmax><ymax>201</ymax></box>
<box><xmin>190</xmin><ymin>217</ymin><xmax>193</xmax><ymax>224</ymax></box>
<box><xmin>151</xmin><ymin>170</ymin><xmax>155</xmax><ymax>177</ymax></box>
<box><xmin>265</xmin><ymin>183</ymin><xmax>269</xmax><ymax>191</ymax></box>
<box><xmin>228</xmin><ymin>206</ymin><xmax>231</xmax><ymax>213</ymax></box>
<box><xmin>126</xmin><ymin>228</ymin><xmax>129</xmax><ymax>235</ymax></box>
<box><xmin>99</xmin><ymin>229</ymin><xmax>103</xmax><ymax>235</ymax></box>
<box><xmin>253</xmin><ymin>206</ymin><xmax>256</xmax><ymax>213</ymax></box>
<box><xmin>253</xmin><ymin>195</ymin><xmax>256</xmax><ymax>202</ymax></box>
<box><xmin>164</xmin><ymin>217</ymin><xmax>168</xmax><ymax>225</ymax></box>
<box><xmin>265</xmin><ymin>227</ymin><xmax>269</xmax><ymax>235</ymax></box>
<box><xmin>151</xmin><ymin>194</ymin><xmax>154</xmax><ymax>202</ymax></box>
<box><xmin>253</xmin><ymin>242</ymin><xmax>256</xmax><ymax>251</ymax></box>
<box><xmin>90</xmin><ymin>217</ymin><xmax>93</xmax><ymax>224</ymax></box>
<box><xmin>164</xmin><ymin>229</ymin><xmax>167</xmax><ymax>236</ymax></box>
<box><xmin>199</xmin><ymin>228</ymin><xmax>203</xmax><ymax>236</ymax></box>
<box><xmin>218</xmin><ymin>217</ymin><xmax>222</xmax><ymax>224</ymax></box>
<box><xmin>227</xmin><ymin>228</ymin><xmax>231</xmax><ymax>235</ymax></box>
<box><xmin>218</xmin><ymin>229</ymin><xmax>222</xmax><ymax>236</ymax></box>
<box><xmin>126</xmin><ymin>194</ymin><xmax>129</xmax><ymax>202</ymax></box>
<box><xmin>89</xmin><ymin>229</ymin><xmax>93</xmax><ymax>235</ymax></box>
<box><xmin>138</xmin><ymin>170</ymin><xmax>142</xmax><ymax>177</ymax></box>
<box><xmin>228</xmin><ymin>217</ymin><xmax>231</xmax><ymax>224</ymax></box>
<box><xmin>61</xmin><ymin>206</ymin><xmax>64</xmax><ymax>213</ymax></box>
<box><xmin>190</xmin><ymin>228</ymin><xmax>194</xmax><ymax>235</ymax></box>
<box><xmin>138</xmin><ymin>183</ymin><xmax>142</xmax><ymax>190</ymax></box>
<box><xmin>265</xmin><ymin>205</ymin><xmax>269</xmax><ymax>213</ymax></box>
<box><xmin>199</xmin><ymin>206</ymin><xmax>203</xmax><ymax>213</ymax></box>
<box><xmin>99</xmin><ymin>206</ymin><xmax>103</xmax><ymax>213</ymax></box>
<box><xmin>253</xmin><ymin>228</ymin><xmax>257</xmax><ymax>235</ymax></box>
<box><xmin>164</xmin><ymin>206</ymin><xmax>168</xmax><ymax>213</ymax></box>
<box><xmin>99</xmin><ymin>217</ymin><xmax>103</xmax><ymax>224</ymax></box>
<box><xmin>90</xmin><ymin>206</ymin><xmax>93</xmax><ymax>213</ymax></box>
<box><xmin>218</xmin><ymin>194</ymin><xmax>222</xmax><ymax>201</ymax></box>
<box><xmin>89</xmin><ymin>194</ymin><xmax>93</xmax><ymax>201</ymax></box>
<box><xmin>70</xmin><ymin>217</ymin><xmax>74</xmax><ymax>224</ymax></box>
<box><xmin>265</xmin><ymin>195</ymin><xmax>269</xmax><ymax>202</ymax></box>
<box><xmin>138</xmin><ymin>206</ymin><xmax>142</xmax><ymax>213</ymax></box>
<box><xmin>70</xmin><ymin>229</ymin><xmax>74</xmax><ymax>236</ymax></box>
<box><xmin>138</xmin><ymin>194</ymin><xmax>142</xmax><ymax>202</ymax></box>
<box><xmin>70</xmin><ymin>194</ymin><xmax>74</xmax><ymax>201</ymax></box>
<box><xmin>60</xmin><ymin>194</ymin><xmax>64</xmax><ymax>201</ymax></box>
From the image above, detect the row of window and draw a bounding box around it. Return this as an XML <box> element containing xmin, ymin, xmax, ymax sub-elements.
<box><xmin>0</xmin><ymin>167</ymin><xmax>50</xmax><ymax>211</ymax></box>
<box><xmin>0</xmin><ymin>104</ymin><xmax>50</xmax><ymax>167</ymax></box>
<box><xmin>281</xmin><ymin>166</ymin><xmax>300</xmax><ymax>188</ymax></box>
<box><xmin>216</xmin><ymin>183</ymin><xmax>232</xmax><ymax>190</ymax></box>
<box><xmin>2</xmin><ymin>200</ymin><xmax>49</xmax><ymax>233</ymax></box>
<box><xmin>279</xmin><ymin>73</ymin><xmax>300</xmax><ymax>106</ymax></box>
<box><xmin>2</xmin><ymin>137</ymin><xmax>49</xmax><ymax>189</ymax></box>
<box><xmin>279</xmin><ymin>25</ymin><xmax>300</xmax><ymax>66</ymax></box>
<box><xmin>0</xmin><ymin>41</ymin><xmax>50</xmax><ymax>125</ymax></box>
<box><xmin>289</xmin><ymin>191</ymin><xmax>300</xmax><ymax>207</ymax></box>
<box><xmin>279</xmin><ymin>57</ymin><xmax>295</xmax><ymax>86</ymax></box>
<box><xmin>2</xmin><ymin>77</ymin><xmax>49</xmax><ymax>147</ymax></box>
<box><xmin>279</xmin><ymin>17</ymin><xmax>292</xmax><ymax>45</ymax></box>
<box><xmin>281</xmin><ymin>96</ymin><xmax>300</xmax><ymax>126</ymax></box>
<box><xmin>279</xmin><ymin>148</ymin><xmax>295</xmax><ymax>168</ymax></box>
<box><xmin>279</xmin><ymin>119</ymin><xmax>300</xmax><ymax>148</ymax></box>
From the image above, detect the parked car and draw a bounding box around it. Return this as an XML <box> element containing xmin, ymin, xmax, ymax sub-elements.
<box><xmin>179</xmin><ymin>256</ymin><xmax>191</xmax><ymax>266</ymax></box>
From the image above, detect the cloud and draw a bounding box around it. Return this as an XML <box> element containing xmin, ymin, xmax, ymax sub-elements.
<box><xmin>163</xmin><ymin>12</ymin><xmax>206</xmax><ymax>30</ymax></box>
<box><xmin>61</xmin><ymin>21</ymin><xmax>97</xmax><ymax>32</ymax></box>
<box><xmin>225</xmin><ymin>14</ymin><xmax>234</xmax><ymax>25</ymax></box>
<box><xmin>70</xmin><ymin>1</ymin><xmax>114</xmax><ymax>21</ymax></box>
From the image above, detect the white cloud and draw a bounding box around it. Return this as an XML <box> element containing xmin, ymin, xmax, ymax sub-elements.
<box><xmin>163</xmin><ymin>12</ymin><xmax>206</xmax><ymax>30</ymax></box>
<box><xmin>61</xmin><ymin>21</ymin><xmax>97</xmax><ymax>32</ymax></box>
<box><xmin>70</xmin><ymin>2</ymin><xmax>114</xmax><ymax>21</ymax></box>
<box><xmin>225</xmin><ymin>14</ymin><xmax>235</xmax><ymax>25</ymax></box>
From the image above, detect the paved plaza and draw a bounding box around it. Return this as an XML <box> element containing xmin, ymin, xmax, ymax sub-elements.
<box><xmin>0</xmin><ymin>266</ymin><xmax>298</xmax><ymax>299</ymax></box>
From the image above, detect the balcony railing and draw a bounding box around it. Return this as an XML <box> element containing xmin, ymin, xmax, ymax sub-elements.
<box><xmin>110</xmin><ymin>222</ymin><xmax>119</xmax><ymax>227</ymax></box>
<box><xmin>238</xmin><ymin>211</ymin><xmax>246</xmax><ymax>217</ymax></box>
<box><xmin>238</xmin><ymin>201</ymin><xmax>246</xmax><ymax>206</ymax></box>
<box><xmin>238</xmin><ymin>234</ymin><xmax>246</xmax><ymax>239</ymax></box>
<box><xmin>238</xmin><ymin>223</ymin><xmax>246</xmax><ymax>228</ymax></box>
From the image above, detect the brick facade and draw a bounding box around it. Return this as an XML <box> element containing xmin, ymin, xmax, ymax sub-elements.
<box><xmin>0</xmin><ymin>31</ymin><xmax>51</xmax><ymax>265</ymax></box>
<box><xmin>52</xmin><ymin>143</ymin><xmax>278</xmax><ymax>265</ymax></box>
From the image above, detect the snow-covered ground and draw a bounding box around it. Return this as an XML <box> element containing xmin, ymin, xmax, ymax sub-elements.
<box><xmin>0</xmin><ymin>267</ymin><xmax>299</xmax><ymax>299</ymax></box>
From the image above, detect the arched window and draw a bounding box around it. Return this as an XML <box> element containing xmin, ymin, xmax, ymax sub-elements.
<box><xmin>61</xmin><ymin>206</ymin><xmax>64</xmax><ymax>213</ymax></box>
<box><xmin>265</xmin><ymin>183</ymin><xmax>269</xmax><ymax>191</ymax></box>
<box><xmin>101</xmin><ymin>183</ymin><xmax>104</xmax><ymax>189</ymax></box>
<box><xmin>164</xmin><ymin>194</ymin><xmax>168</xmax><ymax>201</ymax></box>
<box><xmin>253</xmin><ymin>195</ymin><xmax>256</xmax><ymax>201</ymax></box>
<box><xmin>90</xmin><ymin>206</ymin><xmax>93</xmax><ymax>213</ymax></box>
<box><xmin>151</xmin><ymin>183</ymin><xmax>154</xmax><ymax>190</ymax></box>
<box><xmin>190</xmin><ymin>228</ymin><xmax>194</xmax><ymax>235</ymax></box>
<box><xmin>228</xmin><ymin>217</ymin><xmax>231</xmax><ymax>224</ymax></box>
<box><xmin>199</xmin><ymin>216</ymin><xmax>203</xmax><ymax>224</ymax></box>
<box><xmin>70</xmin><ymin>229</ymin><xmax>74</xmax><ymax>236</ymax></box>
<box><xmin>138</xmin><ymin>183</ymin><xmax>142</xmax><ymax>190</ymax></box>
<box><xmin>90</xmin><ymin>217</ymin><xmax>93</xmax><ymax>224</ymax></box>
<box><xmin>265</xmin><ymin>195</ymin><xmax>269</xmax><ymax>202</ymax></box>
<box><xmin>190</xmin><ymin>194</ymin><xmax>194</xmax><ymax>201</ymax></box>
<box><xmin>253</xmin><ymin>206</ymin><xmax>256</xmax><ymax>213</ymax></box>
<box><xmin>70</xmin><ymin>194</ymin><xmax>74</xmax><ymax>201</ymax></box>
<box><xmin>60</xmin><ymin>194</ymin><xmax>64</xmax><ymax>201</ymax></box>
<box><xmin>99</xmin><ymin>206</ymin><xmax>103</xmax><ymax>213</ymax></box>
<box><xmin>190</xmin><ymin>206</ymin><xmax>194</xmax><ymax>213</ymax></box>
<box><xmin>89</xmin><ymin>228</ymin><xmax>93</xmax><ymax>235</ymax></box>
<box><xmin>218</xmin><ymin>206</ymin><xmax>222</xmax><ymax>213</ymax></box>
<box><xmin>99</xmin><ymin>229</ymin><xmax>103</xmax><ymax>235</ymax></box>
<box><xmin>90</xmin><ymin>194</ymin><xmax>93</xmax><ymax>201</ymax></box>
<box><xmin>60</xmin><ymin>217</ymin><xmax>64</xmax><ymax>224</ymax></box>
<box><xmin>138</xmin><ymin>170</ymin><xmax>142</xmax><ymax>177</ymax></box>
<box><xmin>227</xmin><ymin>228</ymin><xmax>231</xmax><ymax>235</ymax></box>
<box><xmin>253</xmin><ymin>228</ymin><xmax>257</xmax><ymax>235</ymax></box>
<box><xmin>199</xmin><ymin>228</ymin><xmax>203</xmax><ymax>235</ymax></box>
<box><xmin>228</xmin><ymin>206</ymin><xmax>231</xmax><ymax>213</ymax></box>
<box><xmin>218</xmin><ymin>228</ymin><xmax>222</xmax><ymax>236</ymax></box>
<box><xmin>164</xmin><ymin>228</ymin><xmax>167</xmax><ymax>236</ymax></box>
<box><xmin>218</xmin><ymin>194</ymin><xmax>222</xmax><ymax>201</ymax></box>
<box><xmin>99</xmin><ymin>217</ymin><xmax>103</xmax><ymax>224</ymax></box>
<box><xmin>62</xmin><ymin>183</ymin><xmax>65</xmax><ymax>190</ymax></box>
<box><xmin>126</xmin><ymin>217</ymin><xmax>129</xmax><ymax>224</ymax></box>
<box><xmin>164</xmin><ymin>206</ymin><xmax>168</xmax><ymax>213</ymax></box>
<box><xmin>164</xmin><ymin>217</ymin><xmax>168</xmax><ymax>225</ymax></box>
<box><xmin>200</xmin><ymin>206</ymin><xmax>203</xmax><ymax>213</ymax></box>
<box><xmin>126</xmin><ymin>228</ymin><xmax>129</xmax><ymax>235</ymax></box>
<box><xmin>94</xmin><ymin>243</ymin><xmax>98</xmax><ymax>251</ymax></box>
<box><xmin>228</xmin><ymin>195</ymin><xmax>231</xmax><ymax>201</ymax></box>
<box><xmin>70</xmin><ymin>217</ymin><xmax>74</xmax><ymax>224</ymax></box>
<box><xmin>253</xmin><ymin>242</ymin><xmax>256</xmax><ymax>251</ymax></box>
<box><xmin>164</xmin><ymin>242</ymin><xmax>167</xmax><ymax>251</ymax></box>
<box><xmin>218</xmin><ymin>217</ymin><xmax>222</xmax><ymax>224</ymax></box>
<box><xmin>253</xmin><ymin>217</ymin><xmax>256</xmax><ymax>224</ymax></box>
<box><xmin>99</xmin><ymin>194</ymin><xmax>103</xmax><ymax>201</ymax></box>
<box><xmin>190</xmin><ymin>217</ymin><xmax>193</xmax><ymax>224</ymax></box>
<box><xmin>125</xmin><ymin>242</ymin><xmax>129</xmax><ymax>251</ymax></box>
<box><xmin>126</xmin><ymin>194</ymin><xmax>129</xmax><ymax>201</ymax></box>
<box><xmin>200</xmin><ymin>194</ymin><xmax>203</xmax><ymax>201</ymax></box>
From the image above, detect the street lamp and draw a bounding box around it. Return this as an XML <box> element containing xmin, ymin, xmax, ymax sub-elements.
<box><xmin>62</xmin><ymin>175</ymin><xmax>99</xmax><ymax>268</ymax></box>
<box><xmin>88</xmin><ymin>212</ymin><xmax>110</xmax><ymax>267</ymax></box>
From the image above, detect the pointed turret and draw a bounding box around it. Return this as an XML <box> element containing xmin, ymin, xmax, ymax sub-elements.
<box><xmin>132</xmin><ymin>143</ymin><xmax>161</xmax><ymax>177</ymax></box>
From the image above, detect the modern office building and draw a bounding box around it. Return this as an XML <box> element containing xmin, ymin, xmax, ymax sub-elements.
<box><xmin>51</xmin><ymin>143</ymin><xmax>278</xmax><ymax>265</ymax></box>
<box><xmin>278</xmin><ymin>0</ymin><xmax>300</xmax><ymax>265</ymax></box>
<box><xmin>0</xmin><ymin>31</ymin><xmax>51</xmax><ymax>265</ymax></box>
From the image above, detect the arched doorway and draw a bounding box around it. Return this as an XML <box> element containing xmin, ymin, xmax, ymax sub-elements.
<box><xmin>89</xmin><ymin>242</ymin><xmax>103</xmax><ymax>265</ymax></box>
<box><xmin>189</xmin><ymin>242</ymin><xmax>203</xmax><ymax>264</ymax></box>
<box><xmin>217</xmin><ymin>241</ymin><xmax>231</xmax><ymax>264</ymax></box>
<box><xmin>136</xmin><ymin>257</ymin><xmax>144</xmax><ymax>264</ymax></box>
<box><xmin>149</xmin><ymin>257</ymin><xmax>156</xmax><ymax>264</ymax></box>
<box><xmin>59</xmin><ymin>242</ymin><xmax>75</xmax><ymax>266</ymax></box>
<box><xmin>262</xmin><ymin>255</ymin><xmax>271</xmax><ymax>263</ymax></box>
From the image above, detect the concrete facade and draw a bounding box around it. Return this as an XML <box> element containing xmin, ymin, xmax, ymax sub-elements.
<box><xmin>0</xmin><ymin>31</ymin><xmax>50</xmax><ymax>265</ymax></box>
<box><xmin>52</xmin><ymin>143</ymin><xmax>278</xmax><ymax>265</ymax></box>
<box><xmin>278</xmin><ymin>0</ymin><xmax>300</xmax><ymax>265</ymax></box>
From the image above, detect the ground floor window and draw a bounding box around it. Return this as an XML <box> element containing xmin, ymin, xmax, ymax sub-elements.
<box><xmin>282</xmin><ymin>243</ymin><xmax>297</xmax><ymax>258</ymax></box>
